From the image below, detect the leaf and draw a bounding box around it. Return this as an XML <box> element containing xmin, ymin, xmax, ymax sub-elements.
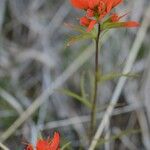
<box><xmin>61</xmin><ymin>142</ymin><xmax>71</xmax><ymax>150</ymax></box>
<box><xmin>64</xmin><ymin>23</ymin><xmax>86</xmax><ymax>33</ymax></box>
<box><xmin>98</xmin><ymin>72</ymin><xmax>138</xmax><ymax>83</ymax></box>
<box><xmin>65</xmin><ymin>31</ymin><xmax>96</xmax><ymax>47</ymax></box>
<box><xmin>101</xmin><ymin>22</ymin><xmax>125</xmax><ymax>30</ymax></box>
<box><xmin>88</xmin><ymin>71</ymin><xmax>95</xmax><ymax>100</ymax></box>
<box><xmin>80</xmin><ymin>72</ymin><xmax>86</xmax><ymax>99</ymax></box>
<box><xmin>65</xmin><ymin>23</ymin><xmax>97</xmax><ymax>47</ymax></box>
<box><xmin>96</xmin><ymin>102</ymin><xmax>125</xmax><ymax>112</ymax></box>
<box><xmin>58</xmin><ymin>89</ymin><xmax>92</xmax><ymax>109</ymax></box>
<box><xmin>100</xmin><ymin>29</ymin><xmax>109</xmax><ymax>39</ymax></box>
<box><xmin>96</xmin><ymin>129</ymin><xmax>141</xmax><ymax>147</ymax></box>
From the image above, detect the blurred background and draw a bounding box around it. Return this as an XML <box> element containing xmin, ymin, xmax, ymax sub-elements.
<box><xmin>0</xmin><ymin>0</ymin><xmax>150</xmax><ymax>149</ymax></box>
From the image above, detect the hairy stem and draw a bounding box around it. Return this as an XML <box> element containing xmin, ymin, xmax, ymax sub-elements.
<box><xmin>90</xmin><ymin>23</ymin><xmax>101</xmax><ymax>141</ymax></box>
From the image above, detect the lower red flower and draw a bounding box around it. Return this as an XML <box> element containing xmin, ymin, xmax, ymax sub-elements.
<box><xmin>25</xmin><ymin>132</ymin><xmax>60</xmax><ymax>150</ymax></box>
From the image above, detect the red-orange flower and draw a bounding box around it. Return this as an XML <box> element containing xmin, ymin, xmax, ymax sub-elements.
<box><xmin>70</xmin><ymin>0</ymin><xmax>139</xmax><ymax>31</ymax></box>
<box><xmin>25</xmin><ymin>132</ymin><xmax>60</xmax><ymax>150</ymax></box>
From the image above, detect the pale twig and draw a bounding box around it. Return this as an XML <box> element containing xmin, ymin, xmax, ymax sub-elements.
<box><xmin>42</xmin><ymin>103</ymin><xmax>142</xmax><ymax>130</ymax></box>
<box><xmin>0</xmin><ymin>142</ymin><xmax>10</xmax><ymax>150</ymax></box>
<box><xmin>113</xmin><ymin>127</ymin><xmax>137</xmax><ymax>150</ymax></box>
<box><xmin>0</xmin><ymin>88</ymin><xmax>23</xmax><ymax>114</ymax></box>
<box><xmin>104</xmin><ymin>120</ymin><xmax>110</xmax><ymax>150</ymax></box>
<box><xmin>89</xmin><ymin>7</ymin><xmax>150</xmax><ymax>150</ymax></box>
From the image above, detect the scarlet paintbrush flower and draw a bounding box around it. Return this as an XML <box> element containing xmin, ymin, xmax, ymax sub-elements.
<box><xmin>70</xmin><ymin>0</ymin><xmax>139</xmax><ymax>31</ymax></box>
<box><xmin>25</xmin><ymin>132</ymin><xmax>60</xmax><ymax>150</ymax></box>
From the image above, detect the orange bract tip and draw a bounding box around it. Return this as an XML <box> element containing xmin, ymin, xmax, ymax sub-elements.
<box><xmin>80</xmin><ymin>16</ymin><xmax>91</xmax><ymax>26</ymax></box>
<box><xmin>87</xmin><ymin>20</ymin><xmax>97</xmax><ymax>32</ymax></box>
<box><xmin>49</xmin><ymin>132</ymin><xmax>60</xmax><ymax>150</ymax></box>
<box><xmin>124</xmin><ymin>21</ymin><xmax>140</xmax><ymax>27</ymax></box>
<box><xmin>111</xmin><ymin>12</ymin><xmax>128</xmax><ymax>22</ymax></box>
<box><xmin>70</xmin><ymin>0</ymin><xmax>88</xmax><ymax>9</ymax></box>
<box><xmin>111</xmin><ymin>13</ymin><xmax>120</xmax><ymax>22</ymax></box>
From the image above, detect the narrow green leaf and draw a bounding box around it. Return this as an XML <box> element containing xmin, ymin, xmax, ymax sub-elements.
<box><xmin>58</xmin><ymin>89</ymin><xmax>92</xmax><ymax>109</ymax></box>
<box><xmin>64</xmin><ymin>23</ymin><xmax>86</xmax><ymax>33</ymax></box>
<box><xmin>88</xmin><ymin>71</ymin><xmax>95</xmax><ymax>101</ymax></box>
<box><xmin>65</xmin><ymin>33</ymin><xmax>94</xmax><ymax>47</ymax></box>
<box><xmin>80</xmin><ymin>72</ymin><xmax>86</xmax><ymax>99</ymax></box>
<box><xmin>99</xmin><ymin>72</ymin><xmax>138</xmax><ymax>83</ymax></box>
<box><xmin>96</xmin><ymin>102</ymin><xmax>125</xmax><ymax>112</ymax></box>
<box><xmin>101</xmin><ymin>22</ymin><xmax>125</xmax><ymax>30</ymax></box>
<box><xmin>61</xmin><ymin>142</ymin><xmax>71</xmax><ymax>150</ymax></box>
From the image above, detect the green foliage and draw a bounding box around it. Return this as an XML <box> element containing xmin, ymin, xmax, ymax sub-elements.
<box><xmin>98</xmin><ymin>72</ymin><xmax>138</xmax><ymax>83</ymax></box>
<box><xmin>61</xmin><ymin>142</ymin><xmax>71</xmax><ymax>150</ymax></box>
<box><xmin>101</xmin><ymin>22</ymin><xmax>125</xmax><ymax>30</ymax></box>
<box><xmin>80</xmin><ymin>72</ymin><xmax>87</xmax><ymax>99</ymax></box>
<box><xmin>58</xmin><ymin>89</ymin><xmax>92</xmax><ymax>109</ymax></box>
<box><xmin>65</xmin><ymin>24</ymin><xmax>97</xmax><ymax>47</ymax></box>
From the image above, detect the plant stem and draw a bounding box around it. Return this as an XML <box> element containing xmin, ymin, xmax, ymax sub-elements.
<box><xmin>90</xmin><ymin>23</ymin><xmax>101</xmax><ymax>141</ymax></box>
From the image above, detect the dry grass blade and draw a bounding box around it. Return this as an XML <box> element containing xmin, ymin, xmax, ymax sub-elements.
<box><xmin>0</xmin><ymin>142</ymin><xmax>10</xmax><ymax>150</ymax></box>
<box><xmin>0</xmin><ymin>88</ymin><xmax>23</xmax><ymax>114</ymax></box>
<box><xmin>42</xmin><ymin>103</ymin><xmax>141</xmax><ymax>130</ymax></box>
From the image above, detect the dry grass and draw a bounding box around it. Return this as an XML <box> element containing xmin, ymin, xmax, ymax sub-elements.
<box><xmin>0</xmin><ymin>0</ymin><xmax>149</xmax><ymax>149</ymax></box>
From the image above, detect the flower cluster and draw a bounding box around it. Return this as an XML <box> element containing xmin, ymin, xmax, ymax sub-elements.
<box><xmin>25</xmin><ymin>132</ymin><xmax>60</xmax><ymax>150</ymax></box>
<box><xmin>70</xmin><ymin>0</ymin><xmax>139</xmax><ymax>31</ymax></box>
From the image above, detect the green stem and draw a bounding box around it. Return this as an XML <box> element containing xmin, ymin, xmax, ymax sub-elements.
<box><xmin>90</xmin><ymin>23</ymin><xmax>101</xmax><ymax>141</ymax></box>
